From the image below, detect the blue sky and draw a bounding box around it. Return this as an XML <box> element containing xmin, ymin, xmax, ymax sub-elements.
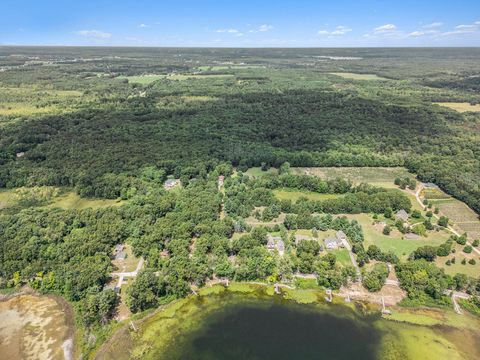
<box><xmin>1</xmin><ymin>0</ymin><xmax>479</xmax><ymax>47</ymax></box>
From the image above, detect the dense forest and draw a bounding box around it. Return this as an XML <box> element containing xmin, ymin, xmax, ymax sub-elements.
<box><xmin>0</xmin><ymin>47</ymin><xmax>479</xmax><ymax>213</ymax></box>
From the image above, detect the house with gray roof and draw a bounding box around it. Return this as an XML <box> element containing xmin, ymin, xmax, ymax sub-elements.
<box><xmin>336</xmin><ymin>230</ymin><xmax>347</xmax><ymax>243</ymax></box>
<box><xmin>324</xmin><ymin>236</ymin><xmax>341</xmax><ymax>250</ymax></box>
<box><xmin>395</xmin><ymin>209</ymin><xmax>409</xmax><ymax>222</ymax></box>
<box><xmin>267</xmin><ymin>235</ymin><xmax>285</xmax><ymax>256</ymax></box>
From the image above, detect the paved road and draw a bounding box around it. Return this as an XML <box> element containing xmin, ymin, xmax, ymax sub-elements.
<box><xmin>413</xmin><ymin>185</ymin><xmax>480</xmax><ymax>255</ymax></box>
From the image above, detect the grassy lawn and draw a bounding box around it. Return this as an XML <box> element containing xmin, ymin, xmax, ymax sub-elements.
<box><xmin>434</xmin><ymin>102</ymin><xmax>480</xmax><ymax>113</ymax></box>
<box><xmin>112</xmin><ymin>244</ymin><xmax>140</xmax><ymax>273</ymax></box>
<box><xmin>273</xmin><ymin>188</ymin><xmax>343</xmax><ymax>202</ymax></box>
<box><xmin>436</xmin><ymin>256</ymin><xmax>480</xmax><ymax>278</ymax></box>
<box><xmin>435</xmin><ymin>242</ymin><xmax>480</xmax><ymax>277</ymax></box>
<box><xmin>244</xmin><ymin>167</ymin><xmax>278</xmax><ymax>178</ymax></box>
<box><xmin>292</xmin><ymin>167</ymin><xmax>413</xmax><ymax>188</ymax></box>
<box><xmin>344</xmin><ymin>213</ymin><xmax>451</xmax><ymax>260</ymax></box>
<box><xmin>329</xmin><ymin>73</ymin><xmax>390</xmax><ymax>81</ymax></box>
<box><xmin>331</xmin><ymin>248</ymin><xmax>352</xmax><ymax>268</ymax></box>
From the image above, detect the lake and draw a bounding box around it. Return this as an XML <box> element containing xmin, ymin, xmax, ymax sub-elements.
<box><xmin>96</xmin><ymin>285</ymin><xmax>480</xmax><ymax>360</ymax></box>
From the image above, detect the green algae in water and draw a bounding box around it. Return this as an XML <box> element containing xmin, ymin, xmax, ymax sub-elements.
<box><xmin>98</xmin><ymin>287</ymin><xmax>480</xmax><ymax>360</ymax></box>
<box><xmin>142</xmin><ymin>291</ymin><xmax>381</xmax><ymax>360</ymax></box>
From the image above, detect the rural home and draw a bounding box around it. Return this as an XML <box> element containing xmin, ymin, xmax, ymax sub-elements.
<box><xmin>114</xmin><ymin>244</ymin><xmax>126</xmax><ymax>260</ymax></box>
<box><xmin>336</xmin><ymin>230</ymin><xmax>347</xmax><ymax>243</ymax></box>
<box><xmin>267</xmin><ymin>235</ymin><xmax>285</xmax><ymax>256</ymax></box>
<box><xmin>164</xmin><ymin>179</ymin><xmax>179</xmax><ymax>189</ymax></box>
<box><xmin>395</xmin><ymin>209</ymin><xmax>409</xmax><ymax>222</ymax></box>
<box><xmin>324</xmin><ymin>237</ymin><xmax>341</xmax><ymax>250</ymax></box>
<box><xmin>324</xmin><ymin>231</ymin><xmax>346</xmax><ymax>250</ymax></box>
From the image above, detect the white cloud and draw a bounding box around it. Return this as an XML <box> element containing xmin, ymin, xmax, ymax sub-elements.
<box><xmin>374</xmin><ymin>24</ymin><xmax>397</xmax><ymax>33</ymax></box>
<box><xmin>422</xmin><ymin>22</ymin><xmax>443</xmax><ymax>29</ymax></box>
<box><xmin>407</xmin><ymin>31</ymin><xmax>425</xmax><ymax>37</ymax></box>
<box><xmin>318</xmin><ymin>25</ymin><xmax>352</xmax><ymax>36</ymax></box>
<box><xmin>216</xmin><ymin>28</ymin><xmax>240</xmax><ymax>33</ymax></box>
<box><xmin>455</xmin><ymin>24</ymin><xmax>477</xmax><ymax>32</ymax></box>
<box><xmin>258</xmin><ymin>24</ymin><xmax>274</xmax><ymax>32</ymax></box>
<box><xmin>249</xmin><ymin>24</ymin><xmax>274</xmax><ymax>33</ymax></box>
<box><xmin>139</xmin><ymin>23</ymin><xmax>148</xmax><ymax>28</ymax></box>
<box><xmin>75</xmin><ymin>30</ymin><xmax>111</xmax><ymax>39</ymax></box>
<box><xmin>442</xmin><ymin>22</ymin><xmax>480</xmax><ymax>36</ymax></box>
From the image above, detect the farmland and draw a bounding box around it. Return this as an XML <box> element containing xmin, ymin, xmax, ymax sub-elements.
<box><xmin>329</xmin><ymin>72</ymin><xmax>390</xmax><ymax>81</ymax></box>
<box><xmin>434</xmin><ymin>102</ymin><xmax>480</xmax><ymax>113</ymax></box>
<box><xmin>424</xmin><ymin>188</ymin><xmax>480</xmax><ymax>240</ymax></box>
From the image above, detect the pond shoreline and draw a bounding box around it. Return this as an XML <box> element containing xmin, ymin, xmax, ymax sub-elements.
<box><xmin>93</xmin><ymin>282</ymin><xmax>480</xmax><ymax>360</ymax></box>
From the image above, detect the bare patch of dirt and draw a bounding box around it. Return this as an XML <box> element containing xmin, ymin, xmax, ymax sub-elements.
<box><xmin>0</xmin><ymin>294</ymin><xmax>74</xmax><ymax>360</ymax></box>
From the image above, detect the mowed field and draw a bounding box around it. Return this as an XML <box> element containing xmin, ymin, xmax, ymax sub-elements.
<box><xmin>434</xmin><ymin>102</ymin><xmax>480</xmax><ymax>113</ymax></box>
<box><xmin>435</xmin><ymin>242</ymin><xmax>480</xmax><ymax>278</ymax></box>
<box><xmin>329</xmin><ymin>72</ymin><xmax>390</xmax><ymax>81</ymax></box>
<box><xmin>292</xmin><ymin>167</ymin><xmax>414</xmax><ymax>189</ymax></box>
<box><xmin>118</xmin><ymin>73</ymin><xmax>234</xmax><ymax>84</ymax></box>
<box><xmin>273</xmin><ymin>188</ymin><xmax>343</xmax><ymax>202</ymax></box>
<box><xmin>343</xmin><ymin>213</ymin><xmax>451</xmax><ymax>260</ymax></box>
<box><xmin>245</xmin><ymin>167</ymin><xmax>278</xmax><ymax>178</ymax></box>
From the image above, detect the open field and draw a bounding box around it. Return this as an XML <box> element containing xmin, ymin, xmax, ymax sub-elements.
<box><xmin>0</xmin><ymin>294</ymin><xmax>74</xmax><ymax>360</ymax></box>
<box><xmin>329</xmin><ymin>72</ymin><xmax>390</xmax><ymax>81</ymax></box>
<box><xmin>436</xmin><ymin>255</ymin><xmax>480</xmax><ymax>278</ymax></box>
<box><xmin>0</xmin><ymin>87</ymin><xmax>82</xmax><ymax>117</ymax></box>
<box><xmin>434</xmin><ymin>102</ymin><xmax>480</xmax><ymax>113</ymax></box>
<box><xmin>245</xmin><ymin>167</ymin><xmax>278</xmax><ymax>178</ymax></box>
<box><xmin>0</xmin><ymin>188</ymin><xmax>123</xmax><ymax>211</ymax></box>
<box><xmin>48</xmin><ymin>192</ymin><xmax>124</xmax><ymax>210</ymax></box>
<box><xmin>273</xmin><ymin>188</ymin><xmax>343</xmax><ymax>202</ymax></box>
<box><xmin>197</xmin><ymin>65</ymin><xmax>265</xmax><ymax>71</ymax></box>
<box><xmin>292</xmin><ymin>167</ymin><xmax>414</xmax><ymax>188</ymax></box>
<box><xmin>435</xmin><ymin>242</ymin><xmax>480</xmax><ymax>277</ymax></box>
<box><xmin>344</xmin><ymin>213</ymin><xmax>451</xmax><ymax>259</ymax></box>
<box><xmin>118</xmin><ymin>73</ymin><xmax>234</xmax><ymax>84</ymax></box>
